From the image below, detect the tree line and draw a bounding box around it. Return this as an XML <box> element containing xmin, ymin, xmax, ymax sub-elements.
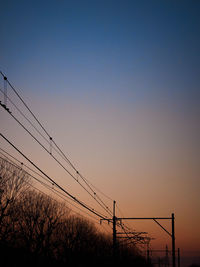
<box><xmin>0</xmin><ymin>156</ymin><xmax>150</xmax><ymax>266</ymax></box>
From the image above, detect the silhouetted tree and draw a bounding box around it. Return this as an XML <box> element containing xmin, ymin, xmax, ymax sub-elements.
<box><xmin>0</xmin><ymin>156</ymin><xmax>30</xmax><ymax>242</ymax></box>
<box><xmin>52</xmin><ymin>215</ymin><xmax>113</xmax><ymax>266</ymax></box>
<box><xmin>16</xmin><ymin>190</ymin><xmax>68</xmax><ymax>258</ymax></box>
<box><xmin>0</xmin><ymin>156</ymin><xmax>151</xmax><ymax>267</ymax></box>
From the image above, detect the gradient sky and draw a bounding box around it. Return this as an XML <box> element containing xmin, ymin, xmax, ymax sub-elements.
<box><xmin>0</xmin><ymin>0</ymin><xmax>200</xmax><ymax>264</ymax></box>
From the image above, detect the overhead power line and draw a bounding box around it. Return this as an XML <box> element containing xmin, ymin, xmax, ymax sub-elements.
<box><xmin>0</xmin><ymin>71</ymin><xmax>50</xmax><ymax>137</ymax></box>
<box><xmin>0</xmin><ymin>133</ymin><xmax>108</xmax><ymax>220</ymax></box>
<box><xmin>0</xmin><ymin>72</ymin><xmax>151</xmax><ymax>250</ymax></box>
<box><xmin>0</xmin><ymin>100</ymin><xmax>112</xmax><ymax>217</ymax></box>
<box><xmin>0</xmin><ymin>72</ymin><xmax>113</xmax><ymax>215</ymax></box>
<box><xmin>0</xmin><ymin>146</ymin><xmax>110</xmax><ymax>220</ymax></box>
<box><xmin>0</xmin><ymin>154</ymin><xmax>106</xmax><ymax>227</ymax></box>
<box><xmin>0</xmin><ymin>71</ymin><xmax>136</xmax><ymax>244</ymax></box>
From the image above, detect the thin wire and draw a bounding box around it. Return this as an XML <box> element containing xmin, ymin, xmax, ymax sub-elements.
<box><xmin>27</xmin><ymin>183</ymin><xmax>101</xmax><ymax>226</ymax></box>
<box><xmin>0</xmin><ymin>86</ymin><xmax>113</xmax><ymax>212</ymax></box>
<box><xmin>0</xmin><ymin>147</ymin><xmax>50</xmax><ymax>183</ymax></box>
<box><xmin>0</xmin><ymin>155</ymin><xmax>101</xmax><ymax>226</ymax></box>
<box><xmin>0</xmin><ymin>133</ymin><xmax>108</xmax><ymax>220</ymax></box>
<box><xmin>0</xmin><ymin>87</ymin><xmax>81</xmax><ymax>170</ymax></box>
<box><xmin>0</xmin><ymin>87</ymin><xmax>50</xmax><ymax>146</ymax></box>
<box><xmin>52</xmin><ymin>139</ymin><xmax>113</xmax><ymax>203</ymax></box>
<box><xmin>0</xmin><ymin>74</ymin><xmax>116</xmax><ymax>239</ymax></box>
<box><xmin>80</xmin><ymin>175</ymin><xmax>113</xmax><ymax>201</ymax></box>
<box><xmin>2</xmin><ymin>161</ymin><xmax>107</xmax><ymax>224</ymax></box>
<box><xmin>0</xmin><ymin>102</ymin><xmax>112</xmax><ymax>217</ymax></box>
<box><xmin>0</xmin><ymin>71</ymin><xmax>50</xmax><ymax>137</ymax></box>
<box><xmin>0</xmin><ymin>148</ymin><xmax>110</xmax><ymax>222</ymax></box>
<box><xmin>0</xmin><ymin>101</ymin><xmax>113</xmax><ymax>217</ymax></box>
<box><xmin>116</xmin><ymin>203</ymin><xmax>135</xmax><ymax>232</ymax></box>
<box><xmin>0</xmin><ymin>149</ymin><xmax>109</xmax><ymax>221</ymax></box>
<box><xmin>0</xmin><ymin>72</ymin><xmax>113</xmax><ymax>210</ymax></box>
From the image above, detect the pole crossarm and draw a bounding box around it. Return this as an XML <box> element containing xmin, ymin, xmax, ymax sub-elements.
<box><xmin>101</xmin><ymin>213</ymin><xmax>176</xmax><ymax>267</ymax></box>
<box><xmin>117</xmin><ymin>217</ymin><xmax>172</xmax><ymax>220</ymax></box>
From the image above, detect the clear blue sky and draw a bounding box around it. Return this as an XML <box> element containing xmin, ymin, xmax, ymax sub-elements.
<box><xmin>1</xmin><ymin>0</ymin><xmax>199</xmax><ymax>104</ymax></box>
<box><xmin>0</xmin><ymin>1</ymin><xmax>200</xmax><ymax>263</ymax></box>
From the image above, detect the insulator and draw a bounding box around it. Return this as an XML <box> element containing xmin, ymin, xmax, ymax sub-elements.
<box><xmin>49</xmin><ymin>137</ymin><xmax>52</xmax><ymax>154</ymax></box>
<box><xmin>4</xmin><ymin>76</ymin><xmax>7</xmax><ymax>106</ymax></box>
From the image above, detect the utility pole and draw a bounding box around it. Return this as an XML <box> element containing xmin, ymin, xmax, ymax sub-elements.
<box><xmin>172</xmin><ymin>213</ymin><xmax>176</xmax><ymax>267</ymax></box>
<box><xmin>111</xmin><ymin>215</ymin><xmax>176</xmax><ymax>267</ymax></box>
<box><xmin>100</xmin><ymin>211</ymin><xmax>177</xmax><ymax>267</ymax></box>
<box><xmin>113</xmin><ymin>200</ymin><xmax>117</xmax><ymax>258</ymax></box>
<box><xmin>100</xmin><ymin>200</ymin><xmax>117</xmax><ymax>260</ymax></box>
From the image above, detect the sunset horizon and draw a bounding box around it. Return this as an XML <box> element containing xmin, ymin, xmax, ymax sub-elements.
<box><xmin>0</xmin><ymin>1</ymin><xmax>200</xmax><ymax>266</ymax></box>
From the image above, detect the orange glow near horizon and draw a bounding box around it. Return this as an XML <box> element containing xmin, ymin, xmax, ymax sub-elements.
<box><xmin>1</xmin><ymin>91</ymin><xmax>199</xmax><ymax>256</ymax></box>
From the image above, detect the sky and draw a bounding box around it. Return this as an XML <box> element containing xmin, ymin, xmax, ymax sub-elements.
<box><xmin>0</xmin><ymin>0</ymin><xmax>200</xmax><ymax>265</ymax></box>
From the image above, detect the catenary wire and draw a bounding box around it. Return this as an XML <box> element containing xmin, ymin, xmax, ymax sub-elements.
<box><xmin>0</xmin><ymin>102</ymin><xmax>113</xmax><ymax>217</ymax></box>
<box><xmin>0</xmin><ymin>155</ymin><xmax>103</xmax><ymax>226</ymax></box>
<box><xmin>0</xmin><ymin>87</ymin><xmax>79</xmax><ymax>166</ymax></box>
<box><xmin>0</xmin><ymin>87</ymin><xmax>113</xmax><ymax>216</ymax></box>
<box><xmin>0</xmin><ymin>149</ymin><xmax>109</xmax><ymax>221</ymax></box>
<box><xmin>0</xmin><ymin>150</ymin><xmax>108</xmax><ymax>220</ymax></box>
<box><xmin>0</xmin><ymin>72</ymin><xmax>113</xmax><ymax>211</ymax></box>
<box><xmin>0</xmin><ymin>133</ymin><xmax>109</xmax><ymax>220</ymax></box>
